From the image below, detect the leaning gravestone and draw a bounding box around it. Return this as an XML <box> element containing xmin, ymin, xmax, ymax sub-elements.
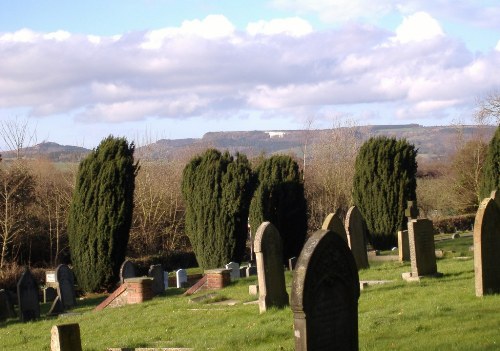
<box><xmin>344</xmin><ymin>206</ymin><xmax>369</xmax><ymax>270</ymax></box>
<box><xmin>0</xmin><ymin>289</ymin><xmax>17</xmax><ymax>321</ymax></box>
<box><xmin>321</xmin><ymin>210</ymin><xmax>348</xmax><ymax>242</ymax></box>
<box><xmin>55</xmin><ymin>264</ymin><xmax>76</xmax><ymax>309</ymax></box>
<box><xmin>474</xmin><ymin>190</ymin><xmax>500</xmax><ymax>296</ymax></box>
<box><xmin>148</xmin><ymin>264</ymin><xmax>165</xmax><ymax>295</ymax></box>
<box><xmin>225</xmin><ymin>262</ymin><xmax>240</xmax><ymax>281</ymax></box>
<box><xmin>254</xmin><ymin>222</ymin><xmax>289</xmax><ymax>313</ymax></box>
<box><xmin>403</xmin><ymin>218</ymin><xmax>441</xmax><ymax>281</ymax></box>
<box><xmin>398</xmin><ymin>230</ymin><xmax>410</xmax><ymax>262</ymax></box>
<box><xmin>119</xmin><ymin>260</ymin><xmax>136</xmax><ymax>284</ymax></box>
<box><xmin>291</xmin><ymin>228</ymin><xmax>360</xmax><ymax>351</ymax></box>
<box><xmin>176</xmin><ymin>269</ymin><xmax>188</xmax><ymax>288</ymax></box>
<box><xmin>17</xmin><ymin>268</ymin><xmax>40</xmax><ymax>322</ymax></box>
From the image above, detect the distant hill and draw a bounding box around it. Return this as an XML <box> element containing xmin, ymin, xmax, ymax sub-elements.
<box><xmin>1</xmin><ymin>124</ymin><xmax>496</xmax><ymax>163</ymax></box>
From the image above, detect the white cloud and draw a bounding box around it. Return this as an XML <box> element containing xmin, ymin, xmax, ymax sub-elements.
<box><xmin>391</xmin><ymin>12</ymin><xmax>444</xmax><ymax>44</ymax></box>
<box><xmin>246</xmin><ymin>17</ymin><xmax>313</xmax><ymax>37</ymax></box>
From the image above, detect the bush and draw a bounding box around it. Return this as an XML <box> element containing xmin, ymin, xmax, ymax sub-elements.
<box><xmin>432</xmin><ymin>214</ymin><xmax>476</xmax><ymax>234</ymax></box>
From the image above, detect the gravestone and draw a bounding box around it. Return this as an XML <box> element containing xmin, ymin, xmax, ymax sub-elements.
<box><xmin>288</xmin><ymin>257</ymin><xmax>297</xmax><ymax>271</ymax></box>
<box><xmin>254</xmin><ymin>222</ymin><xmax>289</xmax><ymax>313</ymax></box>
<box><xmin>398</xmin><ymin>230</ymin><xmax>410</xmax><ymax>262</ymax></box>
<box><xmin>148</xmin><ymin>264</ymin><xmax>165</xmax><ymax>295</ymax></box>
<box><xmin>17</xmin><ymin>268</ymin><xmax>40</xmax><ymax>322</ymax></box>
<box><xmin>344</xmin><ymin>206</ymin><xmax>369</xmax><ymax>270</ymax></box>
<box><xmin>405</xmin><ymin>200</ymin><xmax>419</xmax><ymax>219</ymax></box>
<box><xmin>225</xmin><ymin>262</ymin><xmax>240</xmax><ymax>281</ymax></box>
<box><xmin>474</xmin><ymin>190</ymin><xmax>500</xmax><ymax>296</ymax></box>
<box><xmin>163</xmin><ymin>271</ymin><xmax>169</xmax><ymax>290</ymax></box>
<box><xmin>0</xmin><ymin>289</ymin><xmax>16</xmax><ymax>321</ymax></box>
<box><xmin>51</xmin><ymin>323</ymin><xmax>83</xmax><ymax>351</ymax></box>
<box><xmin>176</xmin><ymin>269</ymin><xmax>187</xmax><ymax>288</ymax></box>
<box><xmin>321</xmin><ymin>211</ymin><xmax>348</xmax><ymax>242</ymax></box>
<box><xmin>245</xmin><ymin>265</ymin><xmax>257</xmax><ymax>277</ymax></box>
<box><xmin>43</xmin><ymin>287</ymin><xmax>57</xmax><ymax>303</ymax></box>
<box><xmin>119</xmin><ymin>260</ymin><xmax>136</xmax><ymax>284</ymax></box>
<box><xmin>291</xmin><ymin>228</ymin><xmax>360</xmax><ymax>351</ymax></box>
<box><xmin>55</xmin><ymin>264</ymin><xmax>76</xmax><ymax>309</ymax></box>
<box><xmin>403</xmin><ymin>218</ymin><xmax>441</xmax><ymax>281</ymax></box>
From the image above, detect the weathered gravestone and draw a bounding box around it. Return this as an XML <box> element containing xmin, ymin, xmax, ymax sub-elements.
<box><xmin>17</xmin><ymin>268</ymin><xmax>40</xmax><ymax>322</ymax></box>
<box><xmin>148</xmin><ymin>264</ymin><xmax>165</xmax><ymax>295</ymax></box>
<box><xmin>398</xmin><ymin>230</ymin><xmax>410</xmax><ymax>262</ymax></box>
<box><xmin>176</xmin><ymin>269</ymin><xmax>187</xmax><ymax>288</ymax></box>
<box><xmin>55</xmin><ymin>264</ymin><xmax>76</xmax><ymax>309</ymax></box>
<box><xmin>291</xmin><ymin>228</ymin><xmax>360</xmax><ymax>351</ymax></box>
<box><xmin>321</xmin><ymin>211</ymin><xmax>348</xmax><ymax>242</ymax></box>
<box><xmin>119</xmin><ymin>260</ymin><xmax>136</xmax><ymax>284</ymax></box>
<box><xmin>0</xmin><ymin>289</ymin><xmax>17</xmax><ymax>321</ymax></box>
<box><xmin>403</xmin><ymin>218</ymin><xmax>442</xmax><ymax>281</ymax></box>
<box><xmin>474</xmin><ymin>190</ymin><xmax>500</xmax><ymax>296</ymax></box>
<box><xmin>254</xmin><ymin>222</ymin><xmax>289</xmax><ymax>313</ymax></box>
<box><xmin>225</xmin><ymin>262</ymin><xmax>240</xmax><ymax>281</ymax></box>
<box><xmin>344</xmin><ymin>206</ymin><xmax>369</xmax><ymax>270</ymax></box>
<box><xmin>51</xmin><ymin>323</ymin><xmax>83</xmax><ymax>351</ymax></box>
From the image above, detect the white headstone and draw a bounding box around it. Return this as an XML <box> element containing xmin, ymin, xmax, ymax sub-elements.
<box><xmin>225</xmin><ymin>262</ymin><xmax>240</xmax><ymax>281</ymax></box>
<box><xmin>176</xmin><ymin>269</ymin><xmax>187</xmax><ymax>288</ymax></box>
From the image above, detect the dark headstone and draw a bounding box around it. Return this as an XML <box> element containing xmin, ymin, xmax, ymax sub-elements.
<box><xmin>474</xmin><ymin>190</ymin><xmax>500</xmax><ymax>296</ymax></box>
<box><xmin>43</xmin><ymin>287</ymin><xmax>57</xmax><ymax>303</ymax></box>
<box><xmin>291</xmin><ymin>229</ymin><xmax>360</xmax><ymax>351</ymax></box>
<box><xmin>148</xmin><ymin>264</ymin><xmax>165</xmax><ymax>295</ymax></box>
<box><xmin>119</xmin><ymin>260</ymin><xmax>136</xmax><ymax>284</ymax></box>
<box><xmin>0</xmin><ymin>289</ymin><xmax>16</xmax><ymax>321</ymax></box>
<box><xmin>17</xmin><ymin>268</ymin><xmax>40</xmax><ymax>322</ymax></box>
<box><xmin>345</xmin><ymin>206</ymin><xmax>369</xmax><ymax>270</ymax></box>
<box><xmin>254</xmin><ymin>222</ymin><xmax>289</xmax><ymax>313</ymax></box>
<box><xmin>51</xmin><ymin>323</ymin><xmax>83</xmax><ymax>351</ymax></box>
<box><xmin>56</xmin><ymin>264</ymin><xmax>76</xmax><ymax>309</ymax></box>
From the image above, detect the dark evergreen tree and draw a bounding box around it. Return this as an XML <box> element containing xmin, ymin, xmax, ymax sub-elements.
<box><xmin>353</xmin><ymin>137</ymin><xmax>417</xmax><ymax>249</ymax></box>
<box><xmin>181</xmin><ymin>149</ymin><xmax>253</xmax><ymax>269</ymax></box>
<box><xmin>67</xmin><ymin>136</ymin><xmax>137</xmax><ymax>292</ymax></box>
<box><xmin>249</xmin><ymin>155</ymin><xmax>307</xmax><ymax>261</ymax></box>
<box><xmin>479</xmin><ymin>125</ymin><xmax>500</xmax><ymax>199</ymax></box>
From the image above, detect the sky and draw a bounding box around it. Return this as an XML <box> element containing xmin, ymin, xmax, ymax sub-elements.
<box><xmin>1</xmin><ymin>0</ymin><xmax>500</xmax><ymax>149</ymax></box>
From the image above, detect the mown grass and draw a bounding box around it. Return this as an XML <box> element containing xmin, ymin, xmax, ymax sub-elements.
<box><xmin>1</xmin><ymin>238</ymin><xmax>499</xmax><ymax>350</ymax></box>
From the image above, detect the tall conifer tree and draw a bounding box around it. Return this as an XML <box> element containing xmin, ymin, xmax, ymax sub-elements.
<box><xmin>353</xmin><ymin>137</ymin><xmax>417</xmax><ymax>249</ymax></box>
<box><xmin>181</xmin><ymin>149</ymin><xmax>253</xmax><ymax>269</ymax></box>
<box><xmin>249</xmin><ymin>155</ymin><xmax>307</xmax><ymax>261</ymax></box>
<box><xmin>68</xmin><ymin>136</ymin><xmax>137</xmax><ymax>292</ymax></box>
<box><xmin>479</xmin><ymin>125</ymin><xmax>500</xmax><ymax>199</ymax></box>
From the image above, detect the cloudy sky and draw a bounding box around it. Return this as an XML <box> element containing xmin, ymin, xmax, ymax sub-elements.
<box><xmin>1</xmin><ymin>0</ymin><xmax>499</xmax><ymax>149</ymax></box>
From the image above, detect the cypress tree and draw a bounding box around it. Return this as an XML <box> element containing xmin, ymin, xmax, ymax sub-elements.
<box><xmin>181</xmin><ymin>149</ymin><xmax>253</xmax><ymax>269</ymax></box>
<box><xmin>67</xmin><ymin>136</ymin><xmax>137</xmax><ymax>292</ymax></box>
<box><xmin>249</xmin><ymin>155</ymin><xmax>307</xmax><ymax>261</ymax></box>
<box><xmin>479</xmin><ymin>125</ymin><xmax>500</xmax><ymax>199</ymax></box>
<box><xmin>352</xmin><ymin>137</ymin><xmax>417</xmax><ymax>249</ymax></box>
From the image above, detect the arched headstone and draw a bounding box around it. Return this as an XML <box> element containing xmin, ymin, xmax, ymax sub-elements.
<box><xmin>119</xmin><ymin>260</ymin><xmax>136</xmax><ymax>284</ymax></box>
<box><xmin>254</xmin><ymin>222</ymin><xmax>289</xmax><ymax>313</ymax></box>
<box><xmin>55</xmin><ymin>264</ymin><xmax>76</xmax><ymax>309</ymax></box>
<box><xmin>291</xmin><ymin>229</ymin><xmax>360</xmax><ymax>351</ymax></box>
<box><xmin>345</xmin><ymin>206</ymin><xmax>369</xmax><ymax>270</ymax></box>
<box><xmin>17</xmin><ymin>268</ymin><xmax>40</xmax><ymax>322</ymax></box>
<box><xmin>321</xmin><ymin>211</ymin><xmax>348</xmax><ymax>242</ymax></box>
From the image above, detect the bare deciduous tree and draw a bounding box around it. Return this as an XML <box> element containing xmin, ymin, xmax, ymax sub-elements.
<box><xmin>0</xmin><ymin>117</ymin><xmax>37</xmax><ymax>159</ymax></box>
<box><xmin>475</xmin><ymin>91</ymin><xmax>500</xmax><ymax>125</ymax></box>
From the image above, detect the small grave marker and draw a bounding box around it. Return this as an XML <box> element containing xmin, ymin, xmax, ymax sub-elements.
<box><xmin>225</xmin><ymin>262</ymin><xmax>240</xmax><ymax>281</ymax></box>
<box><xmin>176</xmin><ymin>269</ymin><xmax>188</xmax><ymax>288</ymax></box>
<box><xmin>51</xmin><ymin>323</ymin><xmax>83</xmax><ymax>351</ymax></box>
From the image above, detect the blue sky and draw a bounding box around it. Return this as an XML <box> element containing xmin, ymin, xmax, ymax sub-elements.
<box><xmin>1</xmin><ymin>0</ymin><xmax>499</xmax><ymax>149</ymax></box>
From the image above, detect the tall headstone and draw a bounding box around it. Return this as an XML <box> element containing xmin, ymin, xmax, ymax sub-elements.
<box><xmin>55</xmin><ymin>264</ymin><xmax>76</xmax><ymax>309</ymax></box>
<box><xmin>51</xmin><ymin>323</ymin><xmax>83</xmax><ymax>351</ymax></box>
<box><xmin>176</xmin><ymin>269</ymin><xmax>187</xmax><ymax>288</ymax></box>
<box><xmin>398</xmin><ymin>230</ymin><xmax>410</xmax><ymax>262</ymax></box>
<box><xmin>321</xmin><ymin>210</ymin><xmax>348</xmax><ymax>242</ymax></box>
<box><xmin>17</xmin><ymin>268</ymin><xmax>40</xmax><ymax>322</ymax></box>
<box><xmin>403</xmin><ymin>218</ymin><xmax>441</xmax><ymax>281</ymax></box>
<box><xmin>119</xmin><ymin>260</ymin><xmax>136</xmax><ymax>284</ymax></box>
<box><xmin>254</xmin><ymin>222</ymin><xmax>289</xmax><ymax>313</ymax></box>
<box><xmin>225</xmin><ymin>262</ymin><xmax>240</xmax><ymax>281</ymax></box>
<box><xmin>0</xmin><ymin>289</ymin><xmax>16</xmax><ymax>321</ymax></box>
<box><xmin>344</xmin><ymin>206</ymin><xmax>369</xmax><ymax>270</ymax></box>
<box><xmin>291</xmin><ymin>229</ymin><xmax>360</xmax><ymax>351</ymax></box>
<box><xmin>148</xmin><ymin>264</ymin><xmax>165</xmax><ymax>295</ymax></box>
<box><xmin>474</xmin><ymin>190</ymin><xmax>500</xmax><ymax>296</ymax></box>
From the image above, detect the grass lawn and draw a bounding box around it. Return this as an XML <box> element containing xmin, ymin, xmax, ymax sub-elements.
<box><xmin>1</xmin><ymin>235</ymin><xmax>499</xmax><ymax>350</ymax></box>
